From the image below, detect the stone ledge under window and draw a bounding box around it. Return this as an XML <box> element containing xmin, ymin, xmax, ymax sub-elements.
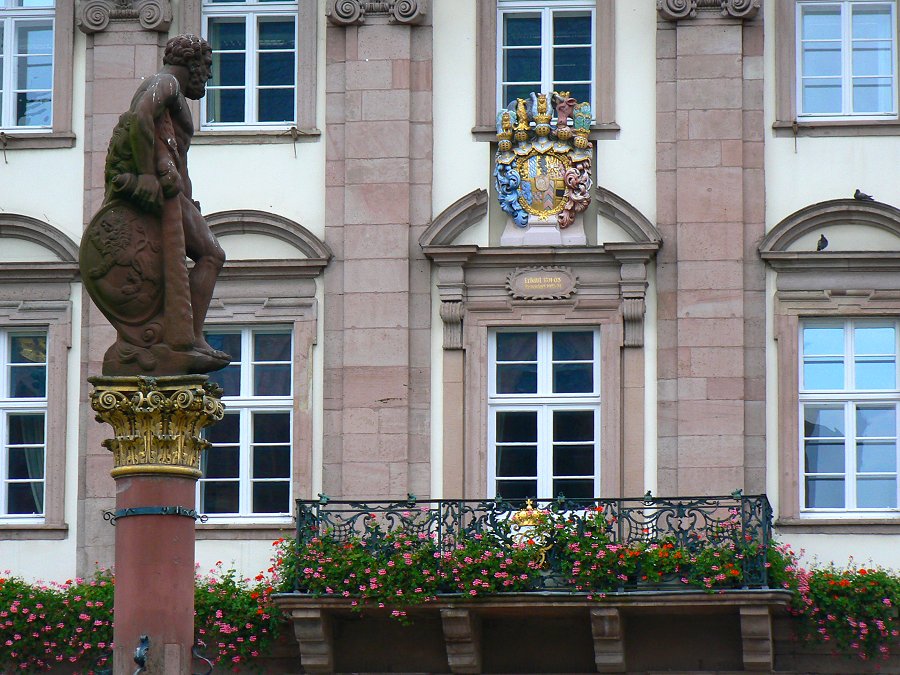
<box><xmin>192</xmin><ymin>128</ymin><xmax>321</xmax><ymax>145</ymax></box>
<box><xmin>471</xmin><ymin>122</ymin><xmax>621</xmax><ymax>142</ymax></box>
<box><xmin>776</xmin><ymin>517</ymin><xmax>900</xmax><ymax>534</ymax></box>
<box><xmin>0</xmin><ymin>132</ymin><xmax>77</xmax><ymax>150</ymax></box>
<box><xmin>0</xmin><ymin>523</ymin><xmax>68</xmax><ymax>540</ymax></box>
<box><xmin>195</xmin><ymin>522</ymin><xmax>294</xmax><ymax>540</ymax></box>
<box><xmin>773</xmin><ymin>119</ymin><xmax>900</xmax><ymax>138</ymax></box>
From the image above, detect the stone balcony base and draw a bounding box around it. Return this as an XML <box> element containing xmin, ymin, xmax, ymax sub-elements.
<box><xmin>274</xmin><ymin>590</ymin><xmax>792</xmax><ymax>674</ymax></box>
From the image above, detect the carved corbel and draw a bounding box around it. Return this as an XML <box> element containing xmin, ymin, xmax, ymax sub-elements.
<box><xmin>657</xmin><ymin>0</ymin><xmax>759</xmax><ymax>21</ymax></box>
<box><xmin>440</xmin><ymin>301</ymin><xmax>463</xmax><ymax>351</ymax></box>
<box><xmin>327</xmin><ymin>0</ymin><xmax>427</xmax><ymax>26</ymax></box>
<box><xmin>77</xmin><ymin>0</ymin><xmax>173</xmax><ymax>34</ymax></box>
<box><xmin>607</xmin><ymin>245</ymin><xmax>655</xmax><ymax>349</ymax></box>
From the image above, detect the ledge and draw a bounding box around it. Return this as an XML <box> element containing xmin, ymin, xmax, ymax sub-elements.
<box><xmin>776</xmin><ymin>517</ymin><xmax>900</xmax><ymax>534</ymax></box>
<box><xmin>0</xmin><ymin>131</ymin><xmax>76</xmax><ymax>149</ymax></box>
<box><xmin>0</xmin><ymin>523</ymin><xmax>69</xmax><ymax>540</ymax></box>
<box><xmin>196</xmin><ymin>522</ymin><xmax>294</xmax><ymax>540</ymax></box>
<box><xmin>274</xmin><ymin>590</ymin><xmax>792</xmax><ymax>674</ymax></box>
<box><xmin>192</xmin><ymin>128</ymin><xmax>321</xmax><ymax>145</ymax></box>
<box><xmin>471</xmin><ymin>122</ymin><xmax>621</xmax><ymax>143</ymax></box>
<box><xmin>773</xmin><ymin>119</ymin><xmax>900</xmax><ymax>138</ymax></box>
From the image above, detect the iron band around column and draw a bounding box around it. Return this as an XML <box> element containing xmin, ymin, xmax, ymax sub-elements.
<box><xmin>103</xmin><ymin>506</ymin><xmax>209</xmax><ymax>525</ymax></box>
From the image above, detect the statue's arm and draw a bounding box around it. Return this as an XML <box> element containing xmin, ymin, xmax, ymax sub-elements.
<box><xmin>129</xmin><ymin>75</ymin><xmax>180</xmax><ymax>212</ymax></box>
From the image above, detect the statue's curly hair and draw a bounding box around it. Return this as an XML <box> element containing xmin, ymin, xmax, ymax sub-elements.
<box><xmin>163</xmin><ymin>34</ymin><xmax>211</xmax><ymax>68</ymax></box>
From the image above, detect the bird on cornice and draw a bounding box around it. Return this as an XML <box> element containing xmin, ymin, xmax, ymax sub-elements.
<box><xmin>854</xmin><ymin>188</ymin><xmax>875</xmax><ymax>201</ymax></box>
<box><xmin>816</xmin><ymin>234</ymin><xmax>828</xmax><ymax>251</ymax></box>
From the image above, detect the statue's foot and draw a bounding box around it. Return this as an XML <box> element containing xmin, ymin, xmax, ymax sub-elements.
<box><xmin>194</xmin><ymin>339</ymin><xmax>232</xmax><ymax>362</ymax></box>
<box><xmin>103</xmin><ymin>340</ymin><xmax>231</xmax><ymax>376</ymax></box>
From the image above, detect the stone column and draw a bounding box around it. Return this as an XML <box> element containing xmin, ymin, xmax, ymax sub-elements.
<box><xmin>655</xmin><ymin>1</ymin><xmax>765</xmax><ymax>495</ymax></box>
<box><xmin>88</xmin><ymin>376</ymin><xmax>223</xmax><ymax>674</ymax></box>
<box><xmin>322</xmin><ymin>0</ymin><xmax>432</xmax><ymax>499</ymax></box>
<box><xmin>76</xmin><ymin>0</ymin><xmax>173</xmax><ymax>574</ymax></box>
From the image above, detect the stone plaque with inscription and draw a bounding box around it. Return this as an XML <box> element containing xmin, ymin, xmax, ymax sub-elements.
<box><xmin>506</xmin><ymin>266</ymin><xmax>578</xmax><ymax>300</ymax></box>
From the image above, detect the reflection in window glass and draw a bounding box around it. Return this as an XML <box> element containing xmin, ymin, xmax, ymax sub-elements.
<box><xmin>1</xmin><ymin>1</ymin><xmax>54</xmax><ymax>128</ymax></box>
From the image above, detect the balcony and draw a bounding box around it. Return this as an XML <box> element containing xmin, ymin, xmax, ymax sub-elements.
<box><xmin>274</xmin><ymin>494</ymin><xmax>792</xmax><ymax>673</ymax></box>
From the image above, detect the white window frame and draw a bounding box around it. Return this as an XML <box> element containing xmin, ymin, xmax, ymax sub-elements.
<box><xmin>201</xmin><ymin>0</ymin><xmax>298</xmax><ymax>129</ymax></box>
<box><xmin>0</xmin><ymin>0</ymin><xmax>54</xmax><ymax>131</ymax></box>
<box><xmin>487</xmin><ymin>327</ymin><xmax>601</xmax><ymax>500</ymax></box>
<box><xmin>199</xmin><ymin>326</ymin><xmax>293</xmax><ymax>523</ymax></box>
<box><xmin>496</xmin><ymin>0</ymin><xmax>596</xmax><ymax>114</ymax></box>
<box><xmin>796</xmin><ymin>0</ymin><xmax>898</xmax><ymax>119</ymax></box>
<box><xmin>0</xmin><ymin>328</ymin><xmax>47</xmax><ymax>523</ymax></box>
<box><xmin>799</xmin><ymin>318</ymin><xmax>900</xmax><ymax>516</ymax></box>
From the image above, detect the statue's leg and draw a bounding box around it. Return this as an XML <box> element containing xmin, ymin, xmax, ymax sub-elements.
<box><xmin>182</xmin><ymin>195</ymin><xmax>226</xmax><ymax>353</ymax></box>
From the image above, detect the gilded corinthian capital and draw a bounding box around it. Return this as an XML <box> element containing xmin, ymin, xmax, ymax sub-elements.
<box><xmin>89</xmin><ymin>375</ymin><xmax>224</xmax><ymax>479</ymax></box>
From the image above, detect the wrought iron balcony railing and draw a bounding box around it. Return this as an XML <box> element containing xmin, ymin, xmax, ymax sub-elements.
<box><xmin>293</xmin><ymin>492</ymin><xmax>774</xmax><ymax>593</ymax></box>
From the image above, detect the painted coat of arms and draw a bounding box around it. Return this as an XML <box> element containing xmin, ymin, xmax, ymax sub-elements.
<box><xmin>494</xmin><ymin>92</ymin><xmax>593</xmax><ymax>246</ymax></box>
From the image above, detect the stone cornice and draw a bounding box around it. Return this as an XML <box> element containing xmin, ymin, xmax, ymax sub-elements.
<box><xmin>76</xmin><ymin>0</ymin><xmax>173</xmax><ymax>34</ymax></box>
<box><xmin>326</xmin><ymin>0</ymin><xmax>427</xmax><ymax>26</ymax></box>
<box><xmin>657</xmin><ymin>0</ymin><xmax>759</xmax><ymax>21</ymax></box>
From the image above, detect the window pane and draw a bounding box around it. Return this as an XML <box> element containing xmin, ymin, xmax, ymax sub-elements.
<box><xmin>253</xmin><ymin>411</ymin><xmax>290</xmax><ymax>443</ymax></box>
<box><xmin>552</xmin><ymin>363</ymin><xmax>592</xmax><ymax>393</ymax></box>
<box><xmin>206</xmin><ymin>411</ymin><xmax>239</xmax><ymax>444</ymax></box>
<box><xmin>852</xmin><ymin>5</ymin><xmax>893</xmax><ymax>39</ymax></box>
<box><xmin>553</xmin><ymin>444</ymin><xmax>593</xmax><ymax>476</ymax></box>
<box><xmin>16</xmin><ymin>90</ymin><xmax>51</xmax><ymax>126</ymax></box>
<box><xmin>804</xmin><ymin>326</ymin><xmax>843</xmax><ymax>355</ymax></box>
<box><xmin>202</xmin><ymin>447</ymin><xmax>239</xmax><ymax>479</ymax></box>
<box><xmin>10</xmin><ymin>335</ymin><xmax>46</xmax><ymax>364</ymax></box>
<box><xmin>804</xmin><ymin>406</ymin><xmax>845</xmax><ymax>437</ymax></box>
<box><xmin>15</xmin><ymin>1</ymin><xmax>56</xmax><ymax>7</ymax></box>
<box><xmin>496</xmin><ymin>332</ymin><xmax>536</xmax><ymax>361</ymax></box>
<box><xmin>802</xmin><ymin>6</ymin><xmax>841</xmax><ymax>40</ymax></box>
<box><xmin>553</xmin><ymin>13</ymin><xmax>591</xmax><ymax>45</ymax></box>
<box><xmin>553</xmin><ymin>46</ymin><xmax>590</xmax><ymax>81</ymax></box>
<box><xmin>254</xmin><ymin>333</ymin><xmax>290</xmax><ymax>361</ymax></box>
<box><xmin>503</xmin><ymin>84</ymin><xmax>539</xmax><ymax>107</ymax></box>
<box><xmin>805</xmin><ymin>440</ymin><xmax>844</xmax><ymax>473</ymax></box>
<box><xmin>8</xmin><ymin>413</ymin><xmax>44</xmax><ymax>445</ymax></box>
<box><xmin>495</xmin><ymin>479</ymin><xmax>537</xmax><ymax>501</ymax></box>
<box><xmin>206</xmin><ymin>332</ymin><xmax>241</xmax><ymax>361</ymax></box>
<box><xmin>209</xmin><ymin>363</ymin><xmax>240</xmax><ymax>397</ymax></box>
<box><xmin>16</xmin><ymin>55</ymin><xmax>52</xmax><ymax>90</ymax></box>
<box><xmin>806</xmin><ymin>477</ymin><xmax>845</xmax><ymax>508</ymax></box>
<box><xmin>857</xmin><ymin>478</ymin><xmax>897</xmax><ymax>508</ymax></box>
<box><xmin>9</xmin><ymin>365</ymin><xmax>46</xmax><ymax>398</ymax></box>
<box><xmin>252</xmin><ymin>482</ymin><xmax>289</xmax><ymax>513</ymax></box>
<box><xmin>7</xmin><ymin>483</ymin><xmax>42</xmax><ymax>514</ymax></box>
<box><xmin>855</xmin><ymin>358</ymin><xmax>895</xmax><ymax>389</ymax></box>
<box><xmin>857</xmin><ymin>441</ymin><xmax>897</xmax><ymax>473</ymax></box>
<box><xmin>201</xmin><ymin>482</ymin><xmax>239</xmax><ymax>513</ymax></box>
<box><xmin>258</xmin><ymin>88</ymin><xmax>294</xmax><ymax>122</ymax></box>
<box><xmin>497</xmin><ymin>363</ymin><xmax>537</xmax><ymax>394</ymax></box>
<box><xmin>496</xmin><ymin>445</ymin><xmax>537</xmax><ymax>477</ymax></box>
<box><xmin>853</xmin><ymin>42</ymin><xmax>893</xmax><ymax>77</ymax></box>
<box><xmin>209</xmin><ymin>18</ymin><xmax>246</xmax><ymax>50</ymax></box>
<box><xmin>496</xmin><ymin>410</ymin><xmax>537</xmax><ymax>442</ymax></box>
<box><xmin>212</xmin><ymin>52</ymin><xmax>245</xmax><ymax>86</ymax></box>
<box><xmin>555</xmin><ymin>83</ymin><xmax>590</xmax><ymax>106</ymax></box>
<box><xmin>553</xmin><ymin>331</ymin><xmax>592</xmax><ymax>360</ymax></box>
<box><xmin>504</xmin><ymin>49</ymin><xmax>541</xmax><ymax>83</ymax></box>
<box><xmin>253</xmin><ymin>446</ymin><xmax>290</xmax><ymax>478</ymax></box>
<box><xmin>803</xmin><ymin>79</ymin><xmax>843</xmax><ymax>113</ymax></box>
<box><xmin>259</xmin><ymin>19</ymin><xmax>295</xmax><ymax>50</ymax></box>
<box><xmin>552</xmin><ymin>478</ymin><xmax>593</xmax><ymax>499</ymax></box>
<box><xmin>853</xmin><ymin>78</ymin><xmax>894</xmax><ymax>112</ymax></box>
<box><xmin>206</xmin><ymin>88</ymin><xmax>245</xmax><ymax>123</ymax></box>
<box><xmin>857</xmin><ymin>406</ymin><xmax>896</xmax><ymax>437</ymax></box>
<box><xmin>7</xmin><ymin>447</ymin><xmax>43</xmax><ymax>480</ymax></box>
<box><xmin>504</xmin><ymin>15</ymin><xmax>540</xmax><ymax>46</ymax></box>
<box><xmin>259</xmin><ymin>52</ymin><xmax>294</xmax><ymax>86</ymax></box>
<box><xmin>803</xmin><ymin>359</ymin><xmax>844</xmax><ymax>389</ymax></box>
<box><xmin>16</xmin><ymin>23</ymin><xmax>52</xmax><ymax>54</ymax></box>
<box><xmin>254</xmin><ymin>364</ymin><xmax>290</xmax><ymax>396</ymax></box>
<box><xmin>553</xmin><ymin>410</ymin><xmax>593</xmax><ymax>442</ymax></box>
<box><xmin>803</xmin><ymin>42</ymin><xmax>842</xmax><ymax>77</ymax></box>
<box><xmin>855</xmin><ymin>325</ymin><xmax>895</xmax><ymax>354</ymax></box>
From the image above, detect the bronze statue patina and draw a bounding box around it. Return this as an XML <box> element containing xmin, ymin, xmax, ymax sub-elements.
<box><xmin>80</xmin><ymin>34</ymin><xmax>230</xmax><ymax>376</ymax></box>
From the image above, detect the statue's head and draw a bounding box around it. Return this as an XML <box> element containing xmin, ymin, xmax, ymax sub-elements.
<box><xmin>163</xmin><ymin>34</ymin><xmax>213</xmax><ymax>100</ymax></box>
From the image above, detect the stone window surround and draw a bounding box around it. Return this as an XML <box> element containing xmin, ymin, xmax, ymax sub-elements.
<box><xmin>422</xmin><ymin>187</ymin><xmax>659</xmax><ymax>499</ymax></box>
<box><xmin>473</xmin><ymin>0</ymin><xmax>617</xmax><ymax>141</ymax></box>
<box><xmin>179</xmin><ymin>0</ymin><xmax>320</xmax><ymax>145</ymax></box>
<box><xmin>0</xmin><ymin>214</ymin><xmax>79</xmax><ymax>540</ymax></box>
<box><xmin>773</xmin><ymin>0</ymin><xmax>900</xmax><ymax>137</ymax></box>
<box><xmin>196</xmin><ymin>210</ymin><xmax>331</xmax><ymax>540</ymax></box>
<box><xmin>0</xmin><ymin>1</ymin><xmax>75</xmax><ymax>149</ymax></box>
<box><xmin>760</xmin><ymin>198</ymin><xmax>900</xmax><ymax>532</ymax></box>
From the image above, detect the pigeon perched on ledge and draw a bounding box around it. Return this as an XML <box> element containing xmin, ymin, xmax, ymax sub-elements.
<box><xmin>854</xmin><ymin>189</ymin><xmax>875</xmax><ymax>201</ymax></box>
<box><xmin>816</xmin><ymin>234</ymin><xmax>828</xmax><ymax>251</ymax></box>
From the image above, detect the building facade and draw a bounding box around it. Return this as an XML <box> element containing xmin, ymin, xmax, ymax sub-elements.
<box><xmin>1</xmin><ymin>0</ymin><xmax>900</xmax><ymax>670</ymax></box>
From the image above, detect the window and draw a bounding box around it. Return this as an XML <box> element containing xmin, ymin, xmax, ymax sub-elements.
<box><xmin>0</xmin><ymin>330</ymin><xmax>46</xmax><ymax>521</ymax></box>
<box><xmin>488</xmin><ymin>328</ymin><xmax>600</xmax><ymax>500</ymax></box>
<box><xmin>796</xmin><ymin>0</ymin><xmax>897</xmax><ymax>118</ymax></box>
<box><xmin>199</xmin><ymin>327</ymin><xmax>293</xmax><ymax>519</ymax></box>
<box><xmin>0</xmin><ymin>0</ymin><xmax>54</xmax><ymax>129</ymax></box>
<box><xmin>801</xmin><ymin>319</ymin><xmax>900</xmax><ymax>512</ymax></box>
<box><xmin>202</xmin><ymin>0</ymin><xmax>298</xmax><ymax>128</ymax></box>
<box><xmin>497</xmin><ymin>1</ymin><xmax>594</xmax><ymax>111</ymax></box>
